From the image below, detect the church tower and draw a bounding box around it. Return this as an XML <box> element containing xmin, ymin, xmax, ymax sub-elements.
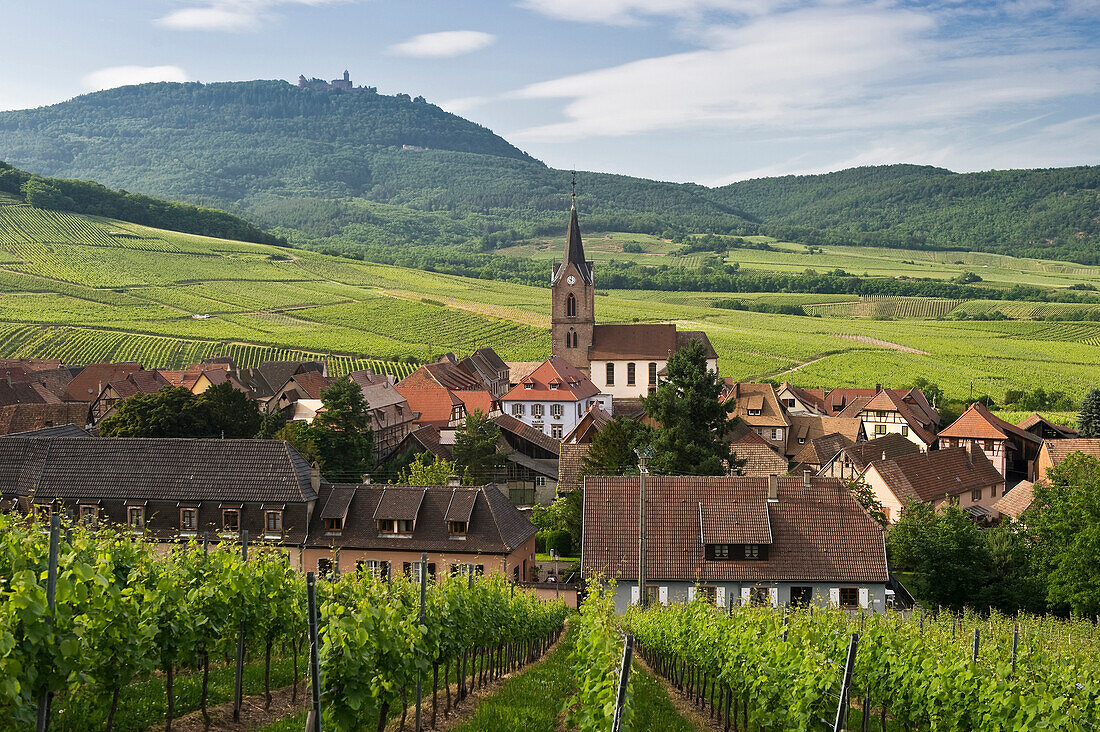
<box><xmin>551</xmin><ymin>197</ymin><xmax>595</xmax><ymax>374</ymax></box>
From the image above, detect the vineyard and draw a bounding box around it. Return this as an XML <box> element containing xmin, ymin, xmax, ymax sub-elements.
<box><xmin>802</xmin><ymin>297</ymin><xmax>964</xmax><ymax>319</ymax></box>
<box><xmin>625</xmin><ymin>600</ymin><xmax>1100</xmax><ymax>731</ymax></box>
<box><xmin>0</xmin><ymin>514</ymin><xmax>568</xmax><ymax>732</ymax></box>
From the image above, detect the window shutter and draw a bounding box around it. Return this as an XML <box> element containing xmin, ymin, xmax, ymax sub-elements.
<box><xmin>769</xmin><ymin>588</ymin><xmax>779</xmax><ymax>608</ymax></box>
<box><xmin>829</xmin><ymin>587</ymin><xmax>840</xmax><ymax>607</ymax></box>
<box><xmin>658</xmin><ymin>586</ymin><xmax>668</xmax><ymax>605</ymax></box>
<box><xmin>687</xmin><ymin>586</ymin><xmax>696</xmax><ymax>602</ymax></box>
<box><xmin>740</xmin><ymin>587</ymin><xmax>751</xmax><ymax>606</ymax></box>
<box><xmin>630</xmin><ymin>586</ymin><xmax>640</xmax><ymax>606</ymax></box>
<box><xmin>716</xmin><ymin>586</ymin><xmax>726</xmax><ymax>608</ymax></box>
<box><xmin>859</xmin><ymin>588</ymin><xmax>869</xmax><ymax>609</ymax></box>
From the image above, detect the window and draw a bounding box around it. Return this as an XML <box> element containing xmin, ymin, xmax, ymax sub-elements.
<box><xmin>222</xmin><ymin>509</ymin><xmax>240</xmax><ymax>533</ymax></box>
<box><xmin>532</xmin><ymin>404</ymin><xmax>544</xmax><ymax>418</ymax></box>
<box><xmin>128</xmin><ymin>506</ymin><xmax>145</xmax><ymax>530</ymax></box>
<box><xmin>452</xmin><ymin>563</ymin><xmax>484</xmax><ymax>576</ymax></box>
<box><xmin>708</xmin><ymin>544</ymin><xmax>730</xmax><ymax>559</ymax></box>
<box><xmin>448</xmin><ymin>521</ymin><xmax>468</xmax><ymax>536</ymax></box>
<box><xmin>407</xmin><ymin>561</ymin><xmax>436</xmax><ymax>580</ymax></box>
<box><xmin>790</xmin><ymin>586</ymin><xmax>812</xmax><ymax>607</ymax></box>
<box><xmin>874</xmin><ymin>424</ymin><xmax>887</xmax><ymax>435</ymax></box>
<box><xmin>566</xmin><ymin>292</ymin><xmax>576</xmax><ymax>317</ymax></box>
<box><xmin>744</xmin><ymin>544</ymin><xmax>760</xmax><ymax>559</ymax></box>
<box><xmin>523</xmin><ymin>381</ymin><xmax>533</xmax><ymax>390</ymax></box>
<box><xmin>984</xmin><ymin>440</ymin><xmax>994</xmax><ymax>451</ymax></box>
<box><xmin>266</xmin><ymin>511</ymin><xmax>283</xmax><ymax>533</ymax></box>
<box><xmin>535</xmin><ymin>476</ymin><xmax>547</xmax><ymax>488</ymax></box>
<box><xmin>747</xmin><ymin>408</ymin><xmax>762</xmax><ymax>417</ymax></box>
<box><xmin>990</xmin><ymin>484</ymin><xmax>998</xmax><ymax>498</ymax></box>
<box><xmin>626</xmin><ymin>363</ymin><xmax>636</xmax><ymax>385</ymax></box>
<box><xmin>327</xmin><ymin>517</ymin><xmax>344</xmax><ymax>534</ymax></box>
<box><xmin>549</xmin><ymin>382</ymin><xmax>560</xmax><ymax>390</ymax></box>
<box><xmin>566</xmin><ymin>329</ymin><xmax>575</xmax><ymax>348</ymax></box>
<box><xmin>901</xmin><ymin>425</ymin><xmax>909</xmax><ymax>437</ymax></box>
<box><xmin>839</xmin><ymin>587</ymin><xmax>859</xmax><ymax>609</ymax></box>
<box><xmin>34</xmin><ymin>504</ymin><xmax>51</xmax><ymax>521</ymax></box>
<box><xmin>605</xmin><ymin>363</ymin><xmax>615</xmax><ymax>385</ymax></box>
<box><xmin>771</xmin><ymin>428</ymin><xmax>782</xmax><ymax>440</ymax></box>
<box><xmin>696</xmin><ymin>586</ymin><xmax>718</xmax><ymax>604</ymax></box>
<box><xmin>648</xmin><ymin>362</ymin><xmax>657</xmax><ymax>385</ymax></box>
<box><xmin>551</xmin><ymin>424</ymin><xmax>563</xmax><ymax>438</ymax></box>
<box><xmin>572</xmin><ymin>331</ymin><xmax>579</xmax><ymax>348</ymax></box>
<box><xmin>180</xmin><ymin>508</ymin><xmax>197</xmax><ymax>532</ymax></box>
<box><xmin>785</xmin><ymin>398</ymin><xmax>796</xmax><ymax>407</ymax></box>
<box><xmin>971</xmin><ymin>488</ymin><xmax>982</xmax><ymax>501</ymax></box>
<box><xmin>358</xmin><ymin>559</ymin><xmax>390</xmax><ymax>579</ymax></box>
<box><xmin>551</xmin><ymin>403</ymin><xmax>563</xmax><ymax>419</ymax></box>
<box><xmin>317</xmin><ymin>557</ymin><xmax>333</xmax><ymax>577</ymax></box>
<box><xmin>798</xmin><ymin>437</ymin><xmax>806</xmax><ymax>445</ymax></box>
<box><xmin>79</xmin><ymin>505</ymin><xmax>98</xmax><ymax>527</ymax></box>
<box><xmin>511</xmin><ymin>403</ymin><xmax>525</xmax><ymax>417</ymax></box>
<box><xmin>749</xmin><ymin>586</ymin><xmax>769</xmax><ymax>606</ymax></box>
<box><xmin>532</xmin><ymin>421</ymin><xmax>544</xmax><ymax>433</ymax></box>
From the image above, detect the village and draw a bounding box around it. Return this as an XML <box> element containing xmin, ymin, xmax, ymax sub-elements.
<box><xmin>1</xmin><ymin>202</ymin><xmax>1097</xmax><ymax>620</ymax></box>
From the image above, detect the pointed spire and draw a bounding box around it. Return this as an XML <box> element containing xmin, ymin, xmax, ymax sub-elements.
<box><xmin>563</xmin><ymin>201</ymin><xmax>591</xmax><ymax>283</ymax></box>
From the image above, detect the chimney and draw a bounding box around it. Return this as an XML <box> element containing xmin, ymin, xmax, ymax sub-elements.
<box><xmin>882</xmin><ymin>450</ymin><xmax>887</xmax><ymax>461</ymax></box>
<box><xmin>965</xmin><ymin>441</ymin><xmax>974</xmax><ymax>465</ymax></box>
<box><xmin>803</xmin><ymin>469</ymin><xmax>812</xmax><ymax>488</ymax></box>
<box><xmin>875</xmin><ymin>383</ymin><xmax>882</xmax><ymax>393</ymax></box>
<box><xmin>310</xmin><ymin>462</ymin><xmax>321</xmax><ymax>491</ymax></box>
<box><xmin>767</xmin><ymin>473</ymin><xmax>779</xmax><ymax>502</ymax></box>
<box><xmin>362</xmin><ymin>474</ymin><xmax>371</xmax><ymax>485</ymax></box>
<box><xmin>447</xmin><ymin>475</ymin><xmax>461</xmax><ymax>488</ymax></box>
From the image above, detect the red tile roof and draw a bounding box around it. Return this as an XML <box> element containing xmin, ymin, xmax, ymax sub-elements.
<box><xmin>501</xmin><ymin>357</ymin><xmax>599</xmax><ymax>403</ymax></box>
<box><xmin>583</xmin><ymin>475</ymin><xmax>888</xmax><ymax>583</ymax></box>
<box><xmin>938</xmin><ymin>402</ymin><xmax>1041</xmax><ymax>444</ymax></box>
<box><xmin>992</xmin><ymin>480</ymin><xmax>1035</xmax><ymax>519</ymax></box>
<box><xmin>859</xmin><ymin>389</ymin><xmax>937</xmax><ymax>445</ymax></box>
<box><xmin>868</xmin><ymin>447</ymin><xmax>1003</xmax><ymax>503</ymax></box>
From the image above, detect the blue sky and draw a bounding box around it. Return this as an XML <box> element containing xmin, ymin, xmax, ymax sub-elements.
<box><xmin>2</xmin><ymin>0</ymin><xmax>1098</xmax><ymax>184</ymax></box>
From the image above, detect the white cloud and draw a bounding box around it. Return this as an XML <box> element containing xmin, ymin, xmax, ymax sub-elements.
<box><xmin>157</xmin><ymin>0</ymin><xmax>349</xmax><ymax>33</ymax></box>
<box><xmin>389</xmin><ymin>31</ymin><xmax>496</xmax><ymax>58</ymax></box>
<box><xmin>439</xmin><ymin>96</ymin><xmax>492</xmax><ymax>114</ymax></box>
<box><xmin>83</xmin><ymin>65</ymin><xmax>189</xmax><ymax>92</ymax></box>
<box><xmin>518</xmin><ymin>0</ymin><xmax>793</xmax><ymax>25</ymax></box>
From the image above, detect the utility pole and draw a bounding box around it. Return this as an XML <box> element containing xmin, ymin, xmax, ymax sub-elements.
<box><xmin>636</xmin><ymin>447</ymin><xmax>653</xmax><ymax>608</ymax></box>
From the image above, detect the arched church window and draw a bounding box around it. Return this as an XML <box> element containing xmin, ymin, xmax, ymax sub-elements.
<box><xmin>566</xmin><ymin>293</ymin><xmax>576</xmax><ymax>318</ymax></box>
<box><xmin>567</xmin><ymin>329</ymin><xmax>576</xmax><ymax>348</ymax></box>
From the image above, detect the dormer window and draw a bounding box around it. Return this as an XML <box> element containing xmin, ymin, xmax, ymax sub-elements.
<box><xmin>523</xmin><ymin>380</ymin><xmax>534</xmax><ymax>390</ymax></box>
<box><xmin>378</xmin><ymin>519</ymin><xmax>414</xmax><ymax>535</ymax></box>
<box><xmin>34</xmin><ymin>504</ymin><xmax>52</xmax><ymax>521</ymax></box>
<box><xmin>449</xmin><ymin>521</ymin><xmax>468</xmax><ymax>537</ymax></box>
<box><xmin>550</xmin><ymin>382</ymin><xmax>559</xmax><ymax>390</ymax></box>
<box><xmin>326</xmin><ymin>517</ymin><xmax>343</xmax><ymax>534</ymax></box>
<box><xmin>705</xmin><ymin>544</ymin><xmax>767</xmax><ymax>560</ymax></box>
<box><xmin>748</xmin><ymin>408</ymin><xmax>762</xmax><ymax>417</ymax></box>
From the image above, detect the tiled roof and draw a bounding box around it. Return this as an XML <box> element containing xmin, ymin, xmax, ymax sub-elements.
<box><xmin>835</xmin><ymin>396</ymin><xmax>874</xmax><ymax>420</ymax></box>
<box><xmin>868</xmin><ymin>447</ymin><xmax>1003</xmax><ymax>503</ymax></box>
<box><xmin>992</xmin><ymin>480</ymin><xmax>1035</xmax><ymax>519</ymax></box>
<box><xmin>64</xmin><ymin>363</ymin><xmax>144</xmax><ymax>402</ymax></box>
<box><xmin>374</xmin><ymin>487</ymin><xmax>426</xmax><ymax>521</ymax></box>
<box><xmin>0</xmin><ymin>424</ymin><xmax>90</xmax><ymax>438</ymax></box>
<box><xmin>257</xmin><ymin>361</ymin><xmax>324</xmax><ymax>394</ymax></box>
<box><xmin>558</xmin><ymin>443</ymin><xmax>590</xmax><ymax>492</ymax></box>
<box><xmin>1042</xmin><ymin>438</ymin><xmax>1100</xmax><ymax>466</ymax></box>
<box><xmin>1017</xmin><ymin>414</ymin><xmax>1078</xmax><ymax>438</ymax></box>
<box><xmin>562</xmin><ymin>405</ymin><xmax>611</xmax><ymax>444</ymax></box>
<box><xmin>0</xmin><ymin>437</ymin><xmax>318</xmax><ymax>503</ymax></box>
<box><xmin>108</xmin><ymin>370</ymin><xmax>170</xmax><ymax>399</ymax></box>
<box><xmin>859</xmin><ymin>389</ymin><xmax>937</xmax><ymax>445</ymax></box>
<box><xmin>493</xmin><ymin>414</ymin><xmax>561</xmax><ymax>456</ymax></box>
<box><xmin>404</xmin><ymin>425</ymin><xmax>452</xmax><ymax>460</ymax></box>
<box><xmin>731</xmin><ymin>431</ymin><xmax>789</xmax><ymax>477</ymax></box>
<box><xmin>307</xmin><ymin>483</ymin><xmax>535</xmax><ymax>553</ymax></box>
<box><xmin>501</xmin><ymin>357</ymin><xmax>599</xmax><ymax>403</ymax></box>
<box><xmin>455</xmin><ymin>390</ymin><xmax>494</xmax><ymax>417</ymax></box>
<box><xmin>676</xmin><ymin>331</ymin><xmax>719</xmax><ymax>360</ymax></box>
<box><xmin>396</xmin><ymin>386</ymin><xmax>463</xmax><ymax>428</ymax></box>
<box><xmin>350</xmin><ymin>370</ymin><xmax>407</xmax><ymax>410</ymax></box>
<box><xmin>590</xmin><ymin>324</ymin><xmax>678</xmax><ymax>360</ymax></box>
<box><xmin>837</xmin><ymin>434</ymin><xmax>919</xmax><ymax>471</ymax></box>
<box><xmin>0</xmin><ymin>358</ymin><xmax>63</xmax><ymax>371</ymax></box>
<box><xmin>790</xmin><ymin>432</ymin><xmax>855</xmax><ymax>466</ymax></box>
<box><xmin>778</xmin><ymin>383</ymin><xmax>828</xmax><ymax>413</ymax></box>
<box><xmin>289</xmin><ymin>371</ymin><xmax>333</xmax><ymax>400</ymax></box>
<box><xmin>422</xmin><ymin>360</ymin><xmax>484</xmax><ymax>391</ymax></box>
<box><xmin>320</xmin><ymin>485</ymin><xmax>357</xmax><ymax>520</ymax></box>
<box><xmin>787</xmin><ymin>416</ymin><xmax>860</xmax><ymax>457</ymax></box>
<box><xmin>698</xmin><ymin>499</ymin><xmax>772</xmax><ymax>544</ymax></box>
<box><xmin>0</xmin><ymin>380</ymin><xmax>58</xmax><ymax>407</ymax></box>
<box><xmin>729</xmin><ymin>383</ymin><xmax>789</xmax><ymax>427</ymax></box>
<box><xmin>506</xmin><ymin>361</ymin><xmax>541</xmax><ymax>387</ymax></box>
<box><xmin>0</xmin><ymin>403</ymin><xmax>90</xmax><ymax>434</ymax></box>
<box><xmin>583</xmin><ymin>476</ymin><xmax>888</xmax><ymax>583</ymax></box>
<box><xmin>939</xmin><ymin>402</ymin><xmax>1042</xmax><ymax>444</ymax></box>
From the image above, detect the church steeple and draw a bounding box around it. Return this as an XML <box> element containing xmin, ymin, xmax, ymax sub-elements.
<box><xmin>551</xmin><ymin>176</ymin><xmax>596</xmax><ymax>373</ymax></box>
<box><xmin>553</xmin><ymin>174</ymin><xmax>592</xmax><ymax>285</ymax></box>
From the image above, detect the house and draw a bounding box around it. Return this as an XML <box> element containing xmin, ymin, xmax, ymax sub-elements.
<box><xmin>785</xmin><ymin>415</ymin><xmax>861</xmax><ymax>459</ymax></box>
<box><xmin>63</xmin><ymin>363</ymin><xmax>145</xmax><ymax>403</ymax></box>
<box><xmin>491</xmin><ymin>413</ymin><xmax>561</xmax><ymax>505</ymax></box>
<box><xmin>1</xmin><ymin>437</ymin><xmax>321</xmax><ymax>570</ymax></box>
<box><xmin>819</xmin><ymin>434</ymin><xmax>919</xmax><ymax>480</ymax></box>
<box><xmin>730</xmin><ymin>430</ymin><xmax>789</xmax><ymax>477</ymax></box>
<box><xmin>0</xmin><ymin>403</ymin><xmax>91</xmax><ymax>435</ymax></box>
<box><xmin>267</xmin><ymin>371</ymin><xmax>334</xmax><ymax>421</ymax></box>
<box><xmin>789</xmin><ymin>432</ymin><xmax>855</xmax><ymax>474</ymax></box>
<box><xmin>726</xmin><ymin>382</ymin><xmax>790</xmax><ymax>453</ymax></box>
<box><xmin>349</xmin><ymin>370</ymin><xmax>418</xmax><ymax>460</ymax></box>
<box><xmin>0</xmin><ymin>423</ymin><xmax>90</xmax><ymax>438</ymax></box>
<box><xmin>858</xmin><ymin>445</ymin><xmax>1005</xmax><ymax>522</ymax></box>
<box><xmin>0</xmin><ymin>373</ymin><xmax>62</xmax><ymax>407</ymax></box>
<box><xmin>303</xmin><ymin>481</ymin><xmax>537</xmax><ymax>583</ymax></box>
<box><xmin>937</xmin><ymin>402</ymin><xmax>1042</xmax><ymax>481</ymax></box>
<box><xmin>1033</xmin><ymin>438</ymin><xmax>1100</xmax><ymax>482</ymax></box>
<box><xmin>549</xmin><ymin>201</ymin><xmax>718</xmax><ymax>398</ymax></box>
<box><xmin>89</xmin><ymin>370</ymin><xmax>171</xmax><ymax>423</ymax></box>
<box><xmin>992</xmin><ymin>480</ymin><xmax>1036</xmax><ymax>521</ymax></box>
<box><xmin>395</xmin><ymin>357</ymin><xmax>498</xmax><ymax>430</ymax></box>
<box><xmin>387</xmin><ymin>425</ymin><xmax>453</xmax><ymax>467</ymax></box>
<box><xmin>856</xmin><ymin>388</ymin><xmax>939</xmax><ymax>451</ymax></box>
<box><xmin>501</xmin><ymin>357</ymin><xmax>605</xmax><ymax>440</ymax></box>
<box><xmin>1016</xmin><ymin>414</ymin><xmax>1079</xmax><ymax>441</ymax></box>
<box><xmin>458</xmin><ymin>348</ymin><xmax>511</xmax><ymax>400</ymax></box>
<box><xmin>775</xmin><ymin>383</ymin><xmax>828</xmax><ymax>415</ymax></box>
<box><xmin>558</xmin><ymin>405</ymin><xmax>612</xmax><ymax>493</ymax></box>
<box><xmin>506</xmin><ymin>361</ymin><xmax>542</xmax><ymax>390</ymax></box>
<box><xmin>583</xmin><ymin>474</ymin><xmax>890</xmax><ymax>614</ymax></box>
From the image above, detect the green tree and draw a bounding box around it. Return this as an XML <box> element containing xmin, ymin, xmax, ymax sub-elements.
<box><xmin>580</xmin><ymin>417</ymin><xmax>653</xmax><ymax>476</ymax></box>
<box><xmin>1078</xmin><ymin>387</ymin><xmax>1100</xmax><ymax>437</ymax></box>
<box><xmin>20</xmin><ymin>177</ymin><xmax>74</xmax><ymax>210</ymax></box>
<box><xmin>642</xmin><ymin>340</ymin><xmax>737</xmax><ymax>475</ymax></box>
<box><xmin>274</xmin><ymin>420</ymin><xmax>320</xmax><ymax>464</ymax></box>
<box><xmin>196</xmin><ymin>381</ymin><xmax>262</xmax><ymax>438</ymax></box>
<box><xmin>98</xmin><ymin>386</ymin><xmax>209</xmax><ymax>437</ymax></box>
<box><xmin>452</xmin><ymin>409</ymin><xmax>505</xmax><ymax>484</ymax></box>
<box><xmin>396</xmin><ymin>453</ymin><xmax>462</xmax><ymax>485</ymax></box>
<box><xmin>255</xmin><ymin>408</ymin><xmax>287</xmax><ymax>439</ymax></box>
<box><xmin>846</xmin><ymin>479</ymin><xmax>888</xmax><ymax>527</ymax></box>
<box><xmin>1026</xmin><ymin>453</ymin><xmax>1100</xmax><ymax>615</ymax></box>
<box><xmin>312</xmin><ymin>375</ymin><xmax>373</xmax><ymax>482</ymax></box>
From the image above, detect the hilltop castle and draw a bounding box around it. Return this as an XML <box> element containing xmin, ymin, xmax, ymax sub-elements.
<box><xmin>297</xmin><ymin>70</ymin><xmax>375</xmax><ymax>93</ymax></box>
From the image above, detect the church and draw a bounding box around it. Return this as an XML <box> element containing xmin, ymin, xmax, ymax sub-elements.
<box><xmin>550</xmin><ymin>199</ymin><xmax>718</xmax><ymax>402</ymax></box>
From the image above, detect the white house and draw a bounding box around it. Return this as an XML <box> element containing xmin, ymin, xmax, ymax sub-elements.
<box><xmin>500</xmin><ymin>357</ymin><xmax>606</xmax><ymax>439</ymax></box>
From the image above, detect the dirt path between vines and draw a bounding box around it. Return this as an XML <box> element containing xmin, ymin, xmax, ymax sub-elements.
<box><xmin>835</xmin><ymin>333</ymin><xmax>929</xmax><ymax>354</ymax></box>
<box><xmin>149</xmin><ymin>682</ymin><xmax>307</xmax><ymax>732</ymax></box>
<box><xmin>632</xmin><ymin>654</ymin><xmax>723</xmax><ymax>732</ymax></box>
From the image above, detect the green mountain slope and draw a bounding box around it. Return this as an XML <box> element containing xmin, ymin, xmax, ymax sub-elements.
<box><xmin>0</xmin><ymin>80</ymin><xmax>1096</xmax><ymax>266</ymax></box>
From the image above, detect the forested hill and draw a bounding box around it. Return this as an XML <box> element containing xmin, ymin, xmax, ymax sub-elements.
<box><xmin>719</xmin><ymin>165</ymin><xmax>1100</xmax><ymax>264</ymax></box>
<box><xmin>0</xmin><ymin>161</ymin><xmax>283</xmax><ymax>246</ymax></box>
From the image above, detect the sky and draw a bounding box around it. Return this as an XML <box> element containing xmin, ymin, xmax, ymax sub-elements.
<box><xmin>1</xmin><ymin>0</ymin><xmax>1098</xmax><ymax>184</ymax></box>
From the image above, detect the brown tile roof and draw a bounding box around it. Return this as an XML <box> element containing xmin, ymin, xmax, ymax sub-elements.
<box><xmin>868</xmin><ymin>447</ymin><xmax>1003</xmax><ymax>503</ymax></box>
<box><xmin>1041</xmin><ymin>438</ymin><xmax>1100</xmax><ymax>466</ymax></box>
<box><xmin>397</xmin><ymin>386</ymin><xmax>463</xmax><ymax>428</ymax></box>
<box><xmin>731</xmin><ymin>431</ymin><xmax>789</xmax><ymax>477</ymax></box>
<box><xmin>455</xmin><ymin>390</ymin><xmax>495</xmax><ymax>417</ymax></box>
<box><xmin>64</xmin><ymin>363</ymin><xmax>144</xmax><ymax>402</ymax></box>
<box><xmin>699</xmin><ymin>499</ymin><xmax>772</xmax><ymax>544</ymax></box>
<box><xmin>787</xmin><ymin>416</ymin><xmax>861</xmax><ymax>457</ymax></box>
<box><xmin>320</xmin><ymin>485</ymin><xmax>357</xmax><ymax>520</ymax></box>
<box><xmin>0</xmin><ymin>358</ymin><xmax>63</xmax><ymax>371</ymax></box>
<box><xmin>421</xmin><ymin>360</ymin><xmax>484</xmax><ymax>391</ymax></box>
<box><xmin>835</xmin><ymin>395</ymin><xmax>874</xmax><ymax>420</ymax></box>
<box><xmin>506</xmin><ymin>361</ymin><xmax>542</xmax><ymax>387</ymax></box>
<box><xmin>728</xmin><ymin>383</ymin><xmax>789</xmax><ymax>428</ymax></box>
<box><xmin>558</xmin><ymin>442</ymin><xmax>590</xmax><ymax>492</ymax></box>
<box><xmin>1017</xmin><ymin>414</ymin><xmax>1078</xmax><ymax>438</ymax></box>
<box><xmin>307</xmin><ymin>483</ymin><xmax>535</xmax><ymax>554</ymax></box>
<box><xmin>583</xmin><ymin>475</ymin><xmax>888</xmax><ymax>583</ymax></box>
<box><xmin>992</xmin><ymin>480</ymin><xmax>1035</xmax><ymax>520</ymax></box>
<box><xmin>563</xmin><ymin>405</ymin><xmax>611</xmax><ymax>444</ymax></box>
<box><xmin>493</xmin><ymin>413</ymin><xmax>561</xmax><ymax>456</ymax></box>
<box><xmin>0</xmin><ymin>437</ymin><xmax>318</xmax><ymax>503</ymax></box>
<box><xmin>778</xmin><ymin>383</ymin><xmax>828</xmax><ymax>413</ymax></box>
<box><xmin>590</xmin><ymin>324</ymin><xmax>679</xmax><ymax>360</ymax></box>
<box><xmin>374</xmin><ymin>487</ymin><xmax>427</xmax><ymax>521</ymax></box>
<box><xmin>0</xmin><ymin>380</ymin><xmax>58</xmax><ymax>407</ymax></box>
<box><xmin>0</xmin><ymin>403</ymin><xmax>90</xmax><ymax>434</ymax></box>
<box><xmin>501</xmin><ymin>357</ymin><xmax>599</xmax><ymax>403</ymax></box>
<box><xmin>257</xmin><ymin>361</ymin><xmax>324</xmax><ymax>394</ymax></box>
<box><xmin>676</xmin><ymin>331</ymin><xmax>719</xmax><ymax>360</ymax></box>
<box><xmin>860</xmin><ymin>389</ymin><xmax>938</xmax><ymax>445</ymax></box>
<box><xmin>790</xmin><ymin>432</ymin><xmax>855</xmax><ymax>467</ymax></box>
<box><xmin>444</xmin><ymin>489</ymin><xmax>478</xmax><ymax>524</ymax></box>
<box><xmin>291</xmin><ymin>371</ymin><xmax>333</xmax><ymax>400</ymax></box>
<box><xmin>837</xmin><ymin>434</ymin><xmax>919</xmax><ymax>472</ymax></box>
<box><xmin>939</xmin><ymin>402</ymin><xmax>1042</xmax><ymax>444</ymax></box>
<box><xmin>404</xmin><ymin>425</ymin><xmax>452</xmax><ymax>461</ymax></box>
<box><xmin>109</xmin><ymin>370</ymin><xmax>170</xmax><ymax>399</ymax></box>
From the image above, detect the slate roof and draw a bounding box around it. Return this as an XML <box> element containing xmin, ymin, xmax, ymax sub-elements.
<box><xmin>583</xmin><ymin>475</ymin><xmax>888</xmax><ymax>583</ymax></box>
<box><xmin>939</xmin><ymin>402</ymin><xmax>1042</xmax><ymax>445</ymax></box>
<box><xmin>307</xmin><ymin>483</ymin><xmax>536</xmax><ymax>554</ymax></box>
<box><xmin>992</xmin><ymin>480</ymin><xmax>1036</xmax><ymax>520</ymax></box>
<box><xmin>0</xmin><ymin>437</ymin><xmax>318</xmax><ymax>503</ymax></box>
<box><xmin>867</xmin><ymin>447</ymin><xmax>1003</xmax><ymax>503</ymax></box>
<box><xmin>0</xmin><ymin>403</ymin><xmax>90</xmax><ymax>434</ymax></box>
<box><xmin>731</xmin><ymin>431</ymin><xmax>789</xmax><ymax>477</ymax></box>
<box><xmin>551</xmin><ymin>204</ymin><xmax>593</xmax><ymax>285</ymax></box>
<box><xmin>320</xmin><ymin>485</ymin><xmax>357</xmax><ymax>520</ymax></box>
<box><xmin>501</xmin><ymin>357</ymin><xmax>600</xmax><ymax>403</ymax></box>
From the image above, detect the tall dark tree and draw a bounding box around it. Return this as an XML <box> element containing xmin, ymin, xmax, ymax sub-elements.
<box><xmin>311</xmin><ymin>375</ymin><xmax>373</xmax><ymax>482</ymax></box>
<box><xmin>1079</xmin><ymin>387</ymin><xmax>1100</xmax><ymax>437</ymax></box>
<box><xmin>580</xmin><ymin>417</ymin><xmax>653</xmax><ymax>476</ymax></box>
<box><xmin>98</xmin><ymin>386</ymin><xmax>208</xmax><ymax>438</ymax></box>
<box><xmin>642</xmin><ymin>340</ymin><xmax>737</xmax><ymax>476</ymax></box>
<box><xmin>452</xmin><ymin>409</ymin><xmax>505</xmax><ymax>485</ymax></box>
<box><xmin>196</xmin><ymin>382</ymin><xmax>261</xmax><ymax>438</ymax></box>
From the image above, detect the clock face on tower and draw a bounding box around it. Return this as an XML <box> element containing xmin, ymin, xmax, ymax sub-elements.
<box><xmin>567</xmin><ymin>275</ymin><xmax>576</xmax><ymax>285</ymax></box>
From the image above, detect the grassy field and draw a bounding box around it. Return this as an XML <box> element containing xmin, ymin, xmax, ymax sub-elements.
<box><xmin>1</xmin><ymin>202</ymin><xmax>1098</xmax><ymax>410</ymax></box>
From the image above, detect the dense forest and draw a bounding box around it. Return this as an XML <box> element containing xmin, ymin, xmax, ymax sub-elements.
<box><xmin>0</xmin><ymin>79</ymin><xmax>1096</xmax><ymax>270</ymax></box>
<box><xmin>0</xmin><ymin>161</ymin><xmax>283</xmax><ymax>245</ymax></box>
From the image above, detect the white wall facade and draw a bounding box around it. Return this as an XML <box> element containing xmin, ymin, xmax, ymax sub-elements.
<box><xmin>502</xmin><ymin>397</ymin><xmax>599</xmax><ymax>439</ymax></box>
<box><xmin>590</xmin><ymin>358</ymin><xmax>718</xmax><ymax>400</ymax></box>
<box><xmin>861</xmin><ymin>412</ymin><xmax>930</xmax><ymax>450</ymax></box>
